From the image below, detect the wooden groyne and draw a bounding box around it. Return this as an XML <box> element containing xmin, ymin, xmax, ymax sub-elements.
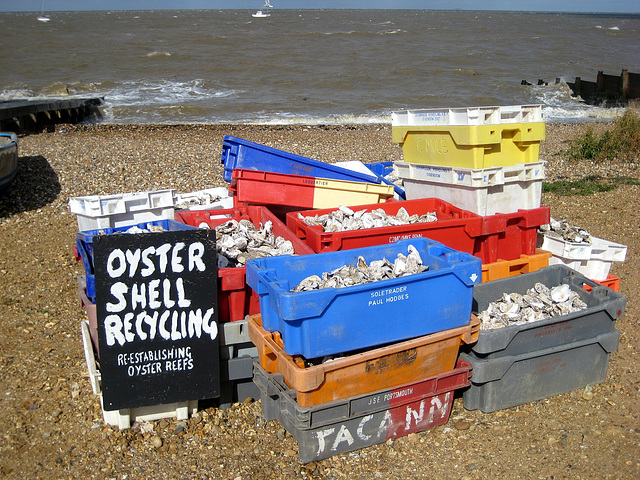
<box><xmin>0</xmin><ymin>97</ymin><xmax>104</xmax><ymax>133</ymax></box>
<box><xmin>568</xmin><ymin>70</ymin><xmax>640</xmax><ymax>106</ymax></box>
<box><xmin>522</xmin><ymin>70</ymin><xmax>640</xmax><ymax>107</ymax></box>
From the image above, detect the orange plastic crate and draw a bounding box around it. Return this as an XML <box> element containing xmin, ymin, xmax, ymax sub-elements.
<box><xmin>583</xmin><ymin>274</ymin><xmax>620</xmax><ymax>292</ymax></box>
<box><xmin>481</xmin><ymin>249</ymin><xmax>552</xmax><ymax>283</ymax></box>
<box><xmin>247</xmin><ymin>314</ymin><xmax>480</xmax><ymax>407</ymax></box>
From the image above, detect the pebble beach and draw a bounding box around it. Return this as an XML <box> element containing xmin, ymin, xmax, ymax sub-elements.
<box><xmin>0</xmin><ymin>121</ymin><xmax>638</xmax><ymax>479</ymax></box>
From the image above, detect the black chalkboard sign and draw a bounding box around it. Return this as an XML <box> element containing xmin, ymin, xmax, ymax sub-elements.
<box><xmin>94</xmin><ymin>228</ymin><xmax>219</xmax><ymax>411</ymax></box>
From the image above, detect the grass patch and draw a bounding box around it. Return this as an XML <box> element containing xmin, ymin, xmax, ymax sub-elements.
<box><xmin>566</xmin><ymin>109</ymin><xmax>640</xmax><ymax>163</ymax></box>
<box><xmin>543</xmin><ymin>175</ymin><xmax>640</xmax><ymax>196</ymax></box>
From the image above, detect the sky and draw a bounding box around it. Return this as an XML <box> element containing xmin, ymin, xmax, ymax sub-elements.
<box><xmin>2</xmin><ymin>0</ymin><xmax>640</xmax><ymax>14</ymax></box>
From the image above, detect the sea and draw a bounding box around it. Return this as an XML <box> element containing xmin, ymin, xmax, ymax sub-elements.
<box><xmin>1</xmin><ymin>9</ymin><xmax>639</xmax><ymax>125</ymax></box>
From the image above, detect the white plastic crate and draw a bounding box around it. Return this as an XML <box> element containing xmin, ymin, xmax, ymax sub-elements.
<box><xmin>537</xmin><ymin>232</ymin><xmax>593</xmax><ymax>260</ymax></box>
<box><xmin>394</xmin><ymin>161</ymin><xmax>544</xmax><ymax>216</ymax></box>
<box><xmin>541</xmin><ymin>235</ymin><xmax>628</xmax><ymax>281</ymax></box>
<box><xmin>69</xmin><ymin>189</ymin><xmax>176</xmax><ymax>231</ymax></box>
<box><xmin>81</xmin><ymin>320</ymin><xmax>199</xmax><ymax>429</ymax></box>
<box><xmin>174</xmin><ymin>187</ymin><xmax>234</xmax><ymax>211</ymax></box>
<box><xmin>99</xmin><ymin>397</ymin><xmax>198</xmax><ymax>430</ymax></box>
<box><xmin>81</xmin><ymin>320</ymin><xmax>101</xmax><ymax>395</ymax></box>
<box><xmin>392</xmin><ymin>104</ymin><xmax>543</xmax><ymax>127</ymax></box>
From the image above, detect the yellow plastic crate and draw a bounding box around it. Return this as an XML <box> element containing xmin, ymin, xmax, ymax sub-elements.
<box><xmin>312</xmin><ymin>177</ymin><xmax>395</xmax><ymax>208</ymax></box>
<box><xmin>392</xmin><ymin>122</ymin><xmax>546</xmax><ymax>169</ymax></box>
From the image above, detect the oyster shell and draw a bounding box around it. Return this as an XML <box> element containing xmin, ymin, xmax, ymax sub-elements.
<box><xmin>297</xmin><ymin>205</ymin><xmax>438</xmax><ymax>233</ymax></box>
<box><xmin>478</xmin><ymin>282</ymin><xmax>588</xmax><ymax>330</ymax></box>
<box><xmin>291</xmin><ymin>244</ymin><xmax>429</xmax><ymax>292</ymax></box>
<box><xmin>538</xmin><ymin>218</ymin><xmax>591</xmax><ymax>244</ymax></box>
<box><xmin>204</xmin><ymin>218</ymin><xmax>298</xmax><ymax>268</ymax></box>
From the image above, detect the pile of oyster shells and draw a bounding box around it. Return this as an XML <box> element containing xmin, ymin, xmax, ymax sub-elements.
<box><xmin>174</xmin><ymin>192</ymin><xmax>224</xmax><ymax>210</ymax></box>
<box><xmin>478</xmin><ymin>282</ymin><xmax>588</xmax><ymax>330</ymax></box>
<box><xmin>199</xmin><ymin>219</ymin><xmax>294</xmax><ymax>269</ymax></box>
<box><xmin>292</xmin><ymin>244</ymin><xmax>427</xmax><ymax>292</ymax></box>
<box><xmin>298</xmin><ymin>205</ymin><xmax>437</xmax><ymax>232</ymax></box>
<box><xmin>538</xmin><ymin>218</ymin><xmax>591</xmax><ymax>244</ymax></box>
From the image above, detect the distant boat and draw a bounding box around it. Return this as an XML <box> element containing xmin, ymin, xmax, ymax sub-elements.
<box><xmin>37</xmin><ymin>1</ymin><xmax>50</xmax><ymax>22</ymax></box>
<box><xmin>252</xmin><ymin>0</ymin><xmax>273</xmax><ymax>18</ymax></box>
<box><xmin>0</xmin><ymin>132</ymin><xmax>18</xmax><ymax>191</ymax></box>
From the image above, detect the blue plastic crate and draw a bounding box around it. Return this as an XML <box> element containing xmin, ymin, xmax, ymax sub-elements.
<box><xmin>363</xmin><ymin>162</ymin><xmax>394</xmax><ymax>177</ymax></box>
<box><xmin>246</xmin><ymin>238</ymin><xmax>481</xmax><ymax>358</ymax></box>
<box><xmin>364</xmin><ymin>162</ymin><xmax>405</xmax><ymax>199</ymax></box>
<box><xmin>221</xmin><ymin>136</ymin><xmax>381</xmax><ymax>184</ymax></box>
<box><xmin>76</xmin><ymin>219</ymin><xmax>197</xmax><ymax>301</ymax></box>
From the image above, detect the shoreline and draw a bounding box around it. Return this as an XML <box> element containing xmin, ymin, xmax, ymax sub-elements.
<box><xmin>11</xmin><ymin>120</ymin><xmax>630</xmax><ymax>202</ymax></box>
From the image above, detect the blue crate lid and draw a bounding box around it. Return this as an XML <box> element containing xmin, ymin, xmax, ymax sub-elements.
<box><xmin>221</xmin><ymin>136</ymin><xmax>381</xmax><ymax>184</ymax></box>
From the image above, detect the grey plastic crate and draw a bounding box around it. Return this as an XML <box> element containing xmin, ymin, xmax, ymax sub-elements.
<box><xmin>218</xmin><ymin>379</ymin><xmax>261</xmax><ymax>410</ymax></box>
<box><xmin>219</xmin><ymin>319</ymin><xmax>258</xmax><ymax>360</ymax></box>
<box><xmin>221</xmin><ymin>356</ymin><xmax>255</xmax><ymax>382</ymax></box>
<box><xmin>253</xmin><ymin>360</ymin><xmax>470</xmax><ymax>463</ymax></box>
<box><xmin>461</xmin><ymin>329</ymin><xmax>619</xmax><ymax>413</ymax></box>
<box><xmin>469</xmin><ymin>264</ymin><xmax>625</xmax><ymax>359</ymax></box>
<box><xmin>217</xmin><ymin>354</ymin><xmax>260</xmax><ymax>409</ymax></box>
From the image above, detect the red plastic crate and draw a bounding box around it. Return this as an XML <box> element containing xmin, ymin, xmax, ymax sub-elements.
<box><xmin>175</xmin><ymin>205</ymin><xmax>315</xmax><ymax>322</ymax></box>
<box><xmin>230</xmin><ymin>169</ymin><xmax>395</xmax><ymax>221</ymax></box>
<box><xmin>477</xmin><ymin>206</ymin><xmax>551</xmax><ymax>263</ymax></box>
<box><xmin>285</xmin><ymin>198</ymin><xmax>484</xmax><ymax>255</ymax></box>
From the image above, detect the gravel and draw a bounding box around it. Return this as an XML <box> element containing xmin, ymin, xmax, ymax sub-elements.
<box><xmin>0</xmin><ymin>122</ymin><xmax>639</xmax><ymax>479</ymax></box>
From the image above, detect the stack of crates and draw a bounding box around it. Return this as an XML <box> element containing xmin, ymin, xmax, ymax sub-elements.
<box><xmin>387</xmin><ymin>105</ymin><xmax>625</xmax><ymax>416</ymax></box>
<box><xmin>460</xmin><ymin>264</ymin><xmax>626</xmax><ymax>413</ymax></box>
<box><xmin>391</xmin><ymin>105</ymin><xmax>552</xmax><ymax>283</ymax></box>
<box><xmin>245</xmin><ymin>238</ymin><xmax>482</xmax><ymax>462</ymax></box>
<box><xmin>221</xmin><ymin>136</ymin><xmax>395</xmax><ymax>221</ymax></box>
<box><xmin>66</xmin><ymin>111</ymin><xmax>628</xmax><ymax>441</ymax></box>
<box><xmin>391</xmin><ymin>104</ymin><xmax>546</xmax><ymax>216</ymax></box>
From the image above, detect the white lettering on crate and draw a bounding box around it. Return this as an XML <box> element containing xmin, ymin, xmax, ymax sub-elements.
<box><xmin>368</xmin><ymin>286</ymin><xmax>409</xmax><ymax>307</ymax></box>
<box><xmin>388</xmin><ymin>233</ymin><xmax>423</xmax><ymax>243</ymax></box>
<box><xmin>313</xmin><ymin>392</ymin><xmax>452</xmax><ymax>456</ymax></box>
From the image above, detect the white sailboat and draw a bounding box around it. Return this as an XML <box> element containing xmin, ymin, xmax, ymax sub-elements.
<box><xmin>252</xmin><ymin>0</ymin><xmax>273</xmax><ymax>18</ymax></box>
<box><xmin>37</xmin><ymin>0</ymin><xmax>50</xmax><ymax>22</ymax></box>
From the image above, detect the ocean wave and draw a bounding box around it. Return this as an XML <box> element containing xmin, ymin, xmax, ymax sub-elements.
<box><xmin>145</xmin><ymin>51</ymin><xmax>172</xmax><ymax>57</ymax></box>
<box><xmin>530</xmin><ymin>80</ymin><xmax>627</xmax><ymax>122</ymax></box>
<box><xmin>253</xmin><ymin>113</ymin><xmax>392</xmax><ymax>126</ymax></box>
<box><xmin>0</xmin><ymin>86</ymin><xmax>36</xmax><ymax>100</ymax></box>
<box><xmin>101</xmin><ymin>79</ymin><xmax>240</xmax><ymax>107</ymax></box>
